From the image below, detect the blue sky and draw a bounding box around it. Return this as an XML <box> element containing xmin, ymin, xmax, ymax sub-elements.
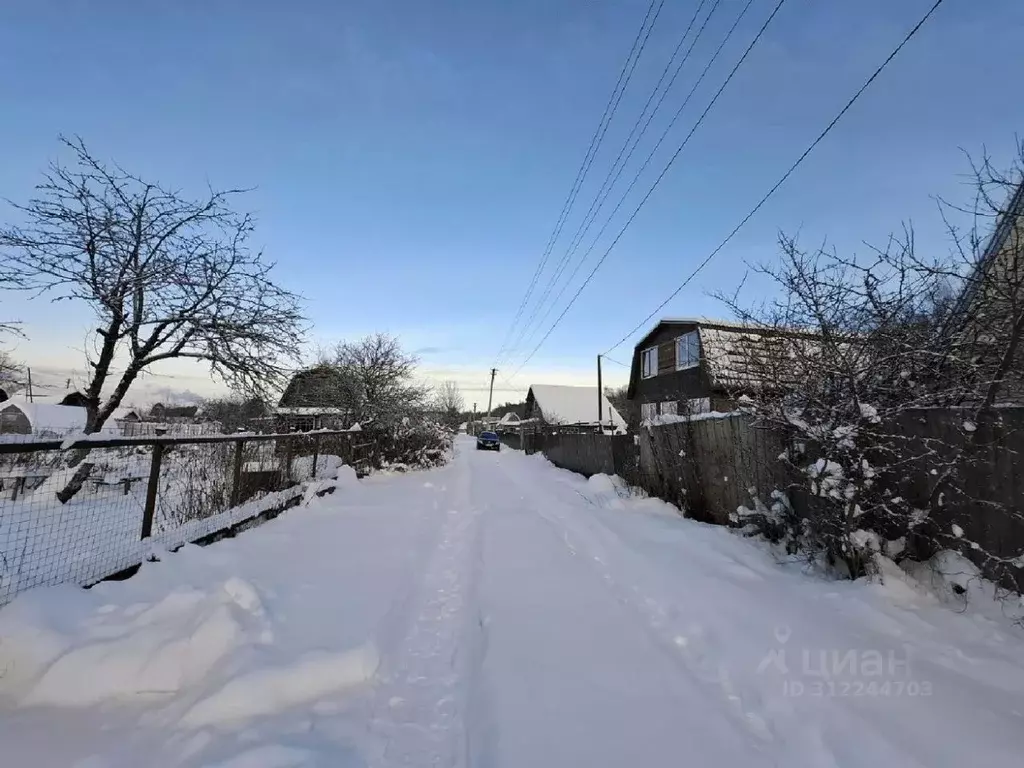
<box><xmin>2</xmin><ymin>0</ymin><xmax>1023</xmax><ymax>405</ymax></box>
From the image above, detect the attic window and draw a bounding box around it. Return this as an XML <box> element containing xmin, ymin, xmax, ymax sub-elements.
<box><xmin>675</xmin><ymin>331</ymin><xmax>700</xmax><ymax>370</ymax></box>
<box><xmin>641</xmin><ymin>347</ymin><xmax>657</xmax><ymax>378</ymax></box>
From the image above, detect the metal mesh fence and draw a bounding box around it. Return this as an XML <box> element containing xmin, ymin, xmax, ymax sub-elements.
<box><xmin>0</xmin><ymin>442</ymin><xmax>150</xmax><ymax>604</ymax></box>
<box><xmin>0</xmin><ymin>430</ymin><xmax>355</xmax><ymax>606</ymax></box>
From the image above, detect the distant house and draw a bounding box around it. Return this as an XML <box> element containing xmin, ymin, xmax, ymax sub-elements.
<box><xmin>112</xmin><ymin>407</ymin><xmax>142</xmax><ymax>423</ymax></box>
<box><xmin>0</xmin><ymin>402</ymin><xmax>88</xmax><ymax>436</ymax></box>
<box><xmin>625</xmin><ymin>318</ymin><xmax>820</xmax><ymax>425</ymax></box>
<box><xmin>276</xmin><ymin>365</ymin><xmax>355</xmax><ymax>432</ymax></box>
<box><xmin>524</xmin><ymin>384</ymin><xmax>626</xmax><ymax>431</ymax></box>
<box><xmin>498</xmin><ymin>411</ymin><xmax>521</xmax><ymax>427</ymax></box>
<box><xmin>59</xmin><ymin>391</ymin><xmax>91</xmax><ymax>408</ymax></box>
<box><xmin>149</xmin><ymin>403</ymin><xmax>199</xmax><ymax>421</ymax></box>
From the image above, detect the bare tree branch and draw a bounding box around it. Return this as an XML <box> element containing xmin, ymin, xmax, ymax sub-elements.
<box><xmin>0</xmin><ymin>137</ymin><xmax>307</xmax><ymax>501</ymax></box>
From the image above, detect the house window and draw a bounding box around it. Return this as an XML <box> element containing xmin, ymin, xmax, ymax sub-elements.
<box><xmin>675</xmin><ymin>331</ymin><xmax>701</xmax><ymax>370</ymax></box>
<box><xmin>640</xmin><ymin>402</ymin><xmax>657</xmax><ymax>421</ymax></box>
<box><xmin>685</xmin><ymin>397</ymin><xmax>710</xmax><ymax>414</ymax></box>
<box><xmin>660</xmin><ymin>401</ymin><xmax>678</xmax><ymax>416</ymax></box>
<box><xmin>641</xmin><ymin>347</ymin><xmax>658</xmax><ymax>378</ymax></box>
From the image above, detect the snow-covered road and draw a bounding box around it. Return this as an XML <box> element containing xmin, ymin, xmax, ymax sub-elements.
<box><xmin>2</xmin><ymin>436</ymin><xmax>1024</xmax><ymax>767</ymax></box>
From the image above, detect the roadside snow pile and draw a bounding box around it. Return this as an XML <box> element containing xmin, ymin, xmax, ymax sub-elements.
<box><xmin>0</xmin><ymin>578</ymin><xmax>257</xmax><ymax>706</ymax></box>
<box><xmin>181</xmin><ymin>645</ymin><xmax>379</xmax><ymax>727</ymax></box>
<box><xmin>291</xmin><ymin>453</ymin><xmax>344</xmax><ymax>482</ymax></box>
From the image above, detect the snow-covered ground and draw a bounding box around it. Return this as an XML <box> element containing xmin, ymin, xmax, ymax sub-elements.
<box><xmin>1</xmin><ymin>436</ymin><xmax>1023</xmax><ymax>767</ymax></box>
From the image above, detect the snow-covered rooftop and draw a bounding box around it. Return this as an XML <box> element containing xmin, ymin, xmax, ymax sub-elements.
<box><xmin>527</xmin><ymin>385</ymin><xmax>626</xmax><ymax>428</ymax></box>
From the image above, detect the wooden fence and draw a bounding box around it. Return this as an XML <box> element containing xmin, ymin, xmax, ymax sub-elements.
<box><xmin>524</xmin><ymin>408</ymin><xmax>1024</xmax><ymax>591</ymax></box>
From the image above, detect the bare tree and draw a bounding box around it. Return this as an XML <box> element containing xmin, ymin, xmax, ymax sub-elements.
<box><xmin>434</xmin><ymin>380</ymin><xmax>464</xmax><ymax>426</ymax></box>
<box><xmin>0</xmin><ymin>137</ymin><xmax>305</xmax><ymax>501</ymax></box>
<box><xmin>314</xmin><ymin>333</ymin><xmax>429</xmax><ymax>426</ymax></box>
<box><xmin>0</xmin><ymin>349</ymin><xmax>23</xmax><ymax>395</ymax></box>
<box><xmin>605</xmin><ymin>385</ymin><xmax>629</xmax><ymax>425</ymax></box>
<box><xmin>200</xmin><ymin>395</ymin><xmax>270</xmax><ymax>433</ymax></box>
<box><xmin>723</xmin><ymin>146</ymin><xmax>1024</xmax><ymax>582</ymax></box>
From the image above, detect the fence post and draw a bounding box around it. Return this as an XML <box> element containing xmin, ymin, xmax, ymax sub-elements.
<box><xmin>231</xmin><ymin>439</ymin><xmax>245</xmax><ymax>507</ymax></box>
<box><xmin>141</xmin><ymin>443</ymin><xmax>165</xmax><ymax>540</ymax></box>
<box><xmin>311</xmin><ymin>433</ymin><xmax>321</xmax><ymax>479</ymax></box>
<box><xmin>284</xmin><ymin>435</ymin><xmax>294</xmax><ymax>484</ymax></box>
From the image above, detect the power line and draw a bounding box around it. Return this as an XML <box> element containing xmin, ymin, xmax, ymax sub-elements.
<box><xmin>510</xmin><ymin>0</ymin><xmax>789</xmax><ymax>378</ymax></box>
<box><xmin>602</xmin><ymin>355</ymin><xmax>631</xmax><ymax>367</ymax></box>
<box><xmin>493</xmin><ymin>0</ymin><xmax>665</xmax><ymax>366</ymax></box>
<box><xmin>510</xmin><ymin>0</ymin><xmax>757</xmax><ymax>360</ymax></box>
<box><xmin>506</xmin><ymin>0</ymin><xmax>720</xmax><ymax>358</ymax></box>
<box><xmin>603</xmin><ymin>0</ymin><xmax>948</xmax><ymax>355</ymax></box>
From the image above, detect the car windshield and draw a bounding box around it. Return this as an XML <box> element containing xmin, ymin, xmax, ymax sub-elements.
<box><xmin>480</xmin><ymin>432</ymin><xmax>498</xmax><ymax>439</ymax></box>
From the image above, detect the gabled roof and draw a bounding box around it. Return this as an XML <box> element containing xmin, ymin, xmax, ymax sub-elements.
<box><xmin>632</xmin><ymin>317</ymin><xmax>758</xmax><ymax>352</ymax></box>
<box><xmin>527</xmin><ymin>384</ymin><xmax>626</xmax><ymax>428</ymax></box>
<box><xmin>627</xmin><ymin>318</ymin><xmax>822</xmax><ymax>397</ymax></box>
<box><xmin>952</xmin><ymin>178</ymin><xmax>1024</xmax><ymax>323</ymax></box>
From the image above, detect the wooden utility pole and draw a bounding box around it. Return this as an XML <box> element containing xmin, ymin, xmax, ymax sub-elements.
<box><xmin>26</xmin><ymin>367</ymin><xmax>34</xmax><ymax>403</ymax></box>
<box><xmin>486</xmin><ymin>368</ymin><xmax>497</xmax><ymax>416</ymax></box>
<box><xmin>597</xmin><ymin>354</ymin><xmax>603</xmax><ymax>427</ymax></box>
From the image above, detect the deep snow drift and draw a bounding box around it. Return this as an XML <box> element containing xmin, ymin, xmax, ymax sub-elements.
<box><xmin>1</xmin><ymin>437</ymin><xmax>1023</xmax><ymax>767</ymax></box>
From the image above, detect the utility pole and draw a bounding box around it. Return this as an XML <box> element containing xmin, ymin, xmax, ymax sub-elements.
<box><xmin>597</xmin><ymin>354</ymin><xmax>603</xmax><ymax>427</ymax></box>
<box><xmin>486</xmin><ymin>368</ymin><xmax>497</xmax><ymax>416</ymax></box>
<box><xmin>26</xmin><ymin>367</ymin><xmax>34</xmax><ymax>403</ymax></box>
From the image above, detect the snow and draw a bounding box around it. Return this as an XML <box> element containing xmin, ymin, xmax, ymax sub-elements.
<box><xmin>291</xmin><ymin>453</ymin><xmax>344</xmax><ymax>482</ymax></box>
<box><xmin>858</xmin><ymin>402</ymin><xmax>881</xmax><ymax>423</ymax></box>
<box><xmin>1</xmin><ymin>437</ymin><xmax>1024</xmax><ymax>766</ymax></box>
<box><xmin>0</xmin><ymin>402</ymin><xmax>89</xmax><ymax>435</ymax></box>
<box><xmin>528</xmin><ymin>384</ymin><xmax>626</xmax><ymax>428</ymax></box>
<box><xmin>643</xmin><ymin>410</ymin><xmax>741</xmax><ymax>427</ymax></box>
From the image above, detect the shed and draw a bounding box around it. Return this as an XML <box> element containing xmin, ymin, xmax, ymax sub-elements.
<box><xmin>524</xmin><ymin>384</ymin><xmax>626</xmax><ymax>430</ymax></box>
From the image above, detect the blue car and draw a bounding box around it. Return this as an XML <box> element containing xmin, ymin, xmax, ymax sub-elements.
<box><xmin>476</xmin><ymin>431</ymin><xmax>501</xmax><ymax>451</ymax></box>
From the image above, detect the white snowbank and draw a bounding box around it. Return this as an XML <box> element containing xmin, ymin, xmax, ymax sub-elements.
<box><xmin>291</xmin><ymin>453</ymin><xmax>343</xmax><ymax>482</ymax></box>
<box><xmin>182</xmin><ymin>645</ymin><xmax>379</xmax><ymax>726</ymax></box>
<box><xmin>0</xmin><ymin>576</ymin><xmax>268</xmax><ymax>706</ymax></box>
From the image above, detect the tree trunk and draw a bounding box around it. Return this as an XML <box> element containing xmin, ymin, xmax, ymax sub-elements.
<box><xmin>55</xmin><ymin>367</ymin><xmax>142</xmax><ymax>504</ymax></box>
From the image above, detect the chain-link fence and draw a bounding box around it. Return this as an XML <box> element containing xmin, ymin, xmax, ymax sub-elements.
<box><xmin>0</xmin><ymin>430</ymin><xmax>357</xmax><ymax>606</ymax></box>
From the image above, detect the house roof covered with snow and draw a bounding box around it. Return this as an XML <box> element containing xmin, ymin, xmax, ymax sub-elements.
<box><xmin>525</xmin><ymin>385</ymin><xmax>626</xmax><ymax>428</ymax></box>
<box><xmin>498</xmin><ymin>412</ymin><xmax>521</xmax><ymax>424</ymax></box>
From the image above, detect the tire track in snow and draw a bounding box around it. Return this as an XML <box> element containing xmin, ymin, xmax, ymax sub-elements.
<box><xmin>366</xmin><ymin>447</ymin><xmax>481</xmax><ymax>768</ymax></box>
<box><xmin>492</xmin><ymin>452</ymin><xmax>778</xmax><ymax>748</ymax></box>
